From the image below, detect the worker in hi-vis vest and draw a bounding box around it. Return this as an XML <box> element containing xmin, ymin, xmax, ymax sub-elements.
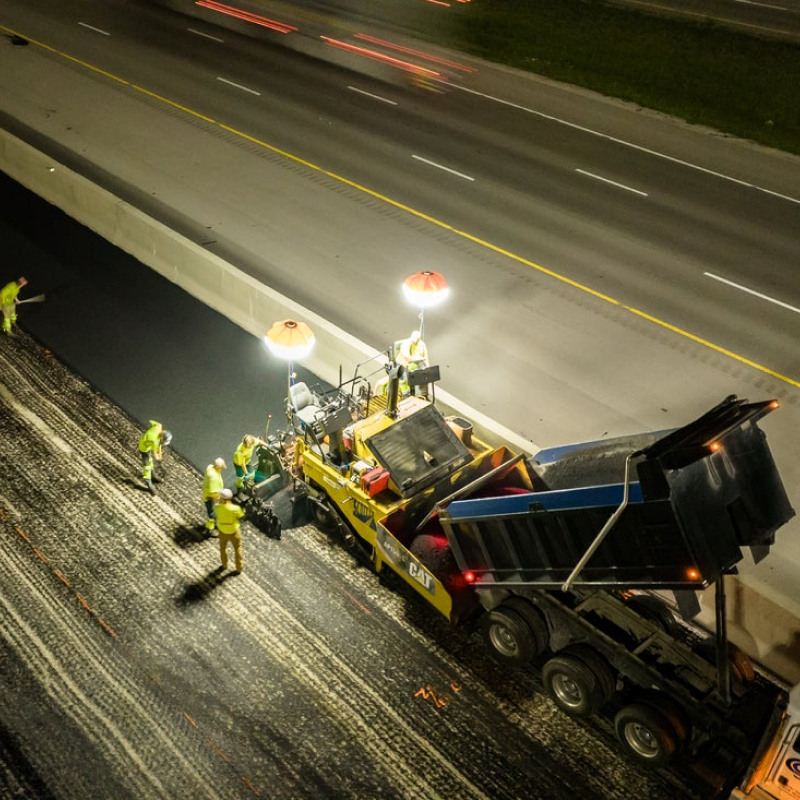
<box><xmin>216</xmin><ymin>488</ymin><xmax>246</xmax><ymax>573</ymax></box>
<box><xmin>202</xmin><ymin>457</ymin><xmax>226</xmax><ymax>532</ymax></box>
<box><xmin>138</xmin><ymin>420</ymin><xmax>165</xmax><ymax>496</ymax></box>
<box><xmin>1</xmin><ymin>276</ymin><xmax>28</xmax><ymax>335</ymax></box>
<box><xmin>233</xmin><ymin>434</ymin><xmax>266</xmax><ymax>492</ymax></box>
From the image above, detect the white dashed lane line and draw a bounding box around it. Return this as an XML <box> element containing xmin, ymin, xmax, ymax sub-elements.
<box><xmin>575</xmin><ymin>168</ymin><xmax>649</xmax><ymax>197</ymax></box>
<box><xmin>705</xmin><ymin>271</ymin><xmax>800</xmax><ymax>314</ymax></box>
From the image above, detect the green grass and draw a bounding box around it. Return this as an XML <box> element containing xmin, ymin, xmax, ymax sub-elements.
<box><xmin>437</xmin><ymin>0</ymin><xmax>800</xmax><ymax>155</ymax></box>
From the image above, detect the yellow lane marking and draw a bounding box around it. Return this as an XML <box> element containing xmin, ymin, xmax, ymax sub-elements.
<box><xmin>5</xmin><ymin>24</ymin><xmax>799</xmax><ymax>389</ymax></box>
<box><xmin>625</xmin><ymin>306</ymin><xmax>800</xmax><ymax>388</ymax></box>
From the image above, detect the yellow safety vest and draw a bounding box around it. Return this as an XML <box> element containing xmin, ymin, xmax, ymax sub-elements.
<box><xmin>216</xmin><ymin>501</ymin><xmax>244</xmax><ymax>534</ymax></box>
<box><xmin>234</xmin><ymin>441</ymin><xmax>256</xmax><ymax>468</ymax></box>
<box><xmin>202</xmin><ymin>465</ymin><xmax>224</xmax><ymax>501</ymax></box>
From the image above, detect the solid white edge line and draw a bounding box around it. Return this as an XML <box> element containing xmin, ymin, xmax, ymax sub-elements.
<box><xmin>78</xmin><ymin>22</ymin><xmax>110</xmax><ymax>36</ymax></box>
<box><xmin>347</xmin><ymin>86</ymin><xmax>398</xmax><ymax>105</ymax></box>
<box><xmin>412</xmin><ymin>155</ymin><xmax>474</xmax><ymax>181</ymax></box>
<box><xmin>188</xmin><ymin>28</ymin><xmax>224</xmax><ymax>43</ymax></box>
<box><xmin>216</xmin><ymin>77</ymin><xmax>261</xmax><ymax>96</ymax></box>
<box><xmin>733</xmin><ymin>0</ymin><xmax>787</xmax><ymax>9</ymax></box>
<box><xmin>575</xmin><ymin>168</ymin><xmax>649</xmax><ymax>196</ymax></box>
<box><xmin>704</xmin><ymin>271</ymin><xmax>800</xmax><ymax>314</ymax></box>
<box><xmin>452</xmin><ymin>84</ymin><xmax>800</xmax><ymax>206</ymax></box>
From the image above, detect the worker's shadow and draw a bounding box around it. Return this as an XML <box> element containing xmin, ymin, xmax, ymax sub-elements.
<box><xmin>176</xmin><ymin>567</ymin><xmax>232</xmax><ymax>605</ymax></box>
<box><xmin>173</xmin><ymin>523</ymin><xmax>212</xmax><ymax>548</ymax></box>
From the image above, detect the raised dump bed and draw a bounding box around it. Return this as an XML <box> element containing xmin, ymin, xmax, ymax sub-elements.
<box><xmin>440</xmin><ymin>396</ymin><xmax>794</xmax><ymax>591</ymax></box>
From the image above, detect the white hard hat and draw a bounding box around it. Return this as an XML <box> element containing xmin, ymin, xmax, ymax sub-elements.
<box><xmin>214</xmin><ymin>457</ymin><xmax>226</xmax><ymax>469</ymax></box>
<box><xmin>220</xmin><ymin>488</ymin><xmax>233</xmax><ymax>500</ymax></box>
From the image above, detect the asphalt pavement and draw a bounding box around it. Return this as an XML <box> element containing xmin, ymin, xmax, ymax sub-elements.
<box><xmin>0</xmin><ymin>168</ymin><xmax>322</xmax><ymax>474</ymax></box>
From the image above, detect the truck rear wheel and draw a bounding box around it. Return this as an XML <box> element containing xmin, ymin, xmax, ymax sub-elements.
<box><xmin>542</xmin><ymin>654</ymin><xmax>607</xmax><ymax>718</ymax></box>
<box><xmin>480</xmin><ymin>607</ymin><xmax>536</xmax><ymax>666</ymax></box>
<box><xmin>502</xmin><ymin>598</ymin><xmax>549</xmax><ymax>655</ymax></box>
<box><xmin>560</xmin><ymin>644</ymin><xmax>616</xmax><ymax>708</ymax></box>
<box><xmin>625</xmin><ymin>595</ymin><xmax>680</xmax><ymax>638</ymax></box>
<box><xmin>614</xmin><ymin>703</ymin><xmax>678</xmax><ymax>768</ymax></box>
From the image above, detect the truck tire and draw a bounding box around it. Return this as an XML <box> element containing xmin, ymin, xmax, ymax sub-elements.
<box><xmin>561</xmin><ymin>644</ymin><xmax>616</xmax><ymax>707</ymax></box>
<box><xmin>696</xmin><ymin>640</ymin><xmax>756</xmax><ymax>685</ymax></box>
<box><xmin>625</xmin><ymin>595</ymin><xmax>681</xmax><ymax>639</ymax></box>
<box><xmin>729</xmin><ymin>643</ymin><xmax>755</xmax><ymax>684</ymax></box>
<box><xmin>502</xmin><ymin>598</ymin><xmax>549</xmax><ymax>655</ymax></box>
<box><xmin>480</xmin><ymin>607</ymin><xmax>536</xmax><ymax>667</ymax></box>
<box><xmin>640</xmin><ymin>693</ymin><xmax>690</xmax><ymax>747</ymax></box>
<box><xmin>542</xmin><ymin>654</ymin><xmax>606</xmax><ymax>718</ymax></box>
<box><xmin>614</xmin><ymin>703</ymin><xmax>678</xmax><ymax>768</ymax></box>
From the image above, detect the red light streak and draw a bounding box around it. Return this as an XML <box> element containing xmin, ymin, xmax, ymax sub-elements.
<box><xmin>320</xmin><ymin>36</ymin><xmax>441</xmax><ymax>77</ymax></box>
<box><xmin>195</xmin><ymin>0</ymin><xmax>297</xmax><ymax>33</ymax></box>
<box><xmin>353</xmin><ymin>33</ymin><xmax>475</xmax><ymax>72</ymax></box>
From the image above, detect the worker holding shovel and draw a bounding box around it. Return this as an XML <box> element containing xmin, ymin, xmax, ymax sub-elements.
<box><xmin>1</xmin><ymin>276</ymin><xmax>28</xmax><ymax>335</ymax></box>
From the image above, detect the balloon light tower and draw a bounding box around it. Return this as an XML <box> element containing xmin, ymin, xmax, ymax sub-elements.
<box><xmin>264</xmin><ymin>319</ymin><xmax>316</xmax><ymax>409</ymax></box>
<box><xmin>402</xmin><ymin>270</ymin><xmax>449</xmax><ymax>340</ymax></box>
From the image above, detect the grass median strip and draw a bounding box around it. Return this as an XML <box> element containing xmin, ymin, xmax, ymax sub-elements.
<box><xmin>441</xmin><ymin>0</ymin><xmax>800</xmax><ymax>155</ymax></box>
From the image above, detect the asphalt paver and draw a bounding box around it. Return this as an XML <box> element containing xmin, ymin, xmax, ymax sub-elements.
<box><xmin>0</xmin><ymin>173</ymin><xmax>702</xmax><ymax>798</ymax></box>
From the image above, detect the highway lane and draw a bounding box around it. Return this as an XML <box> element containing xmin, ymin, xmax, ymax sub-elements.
<box><xmin>3</xmin><ymin>0</ymin><xmax>800</xmax><ymax>390</ymax></box>
<box><xmin>3</xmin><ymin>0</ymin><xmax>800</xmax><ymax>680</ymax></box>
<box><xmin>3</xmin><ymin>0</ymin><xmax>799</xmax><ymax>385</ymax></box>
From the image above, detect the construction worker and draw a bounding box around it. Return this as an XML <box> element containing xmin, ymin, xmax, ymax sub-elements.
<box><xmin>233</xmin><ymin>434</ymin><xmax>266</xmax><ymax>494</ymax></box>
<box><xmin>397</xmin><ymin>330</ymin><xmax>429</xmax><ymax>395</ymax></box>
<box><xmin>202</xmin><ymin>457</ymin><xmax>226</xmax><ymax>532</ymax></box>
<box><xmin>1</xmin><ymin>276</ymin><xmax>28</xmax><ymax>335</ymax></box>
<box><xmin>216</xmin><ymin>488</ymin><xmax>245</xmax><ymax>573</ymax></box>
<box><xmin>397</xmin><ymin>330</ymin><xmax>429</xmax><ymax>371</ymax></box>
<box><xmin>138</xmin><ymin>420</ymin><xmax>166</xmax><ymax>495</ymax></box>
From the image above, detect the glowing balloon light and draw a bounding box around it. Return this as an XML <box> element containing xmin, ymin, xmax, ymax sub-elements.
<box><xmin>402</xmin><ymin>271</ymin><xmax>450</xmax><ymax>309</ymax></box>
<box><xmin>264</xmin><ymin>319</ymin><xmax>315</xmax><ymax>361</ymax></box>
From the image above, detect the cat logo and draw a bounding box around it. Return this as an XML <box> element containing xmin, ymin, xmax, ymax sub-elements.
<box><xmin>352</xmin><ymin>499</ymin><xmax>376</xmax><ymax>531</ymax></box>
<box><xmin>408</xmin><ymin>561</ymin><xmax>435</xmax><ymax>594</ymax></box>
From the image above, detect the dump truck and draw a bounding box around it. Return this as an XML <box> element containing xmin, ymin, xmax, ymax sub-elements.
<box><xmin>284</xmin><ymin>358</ymin><xmax>797</xmax><ymax>798</ymax></box>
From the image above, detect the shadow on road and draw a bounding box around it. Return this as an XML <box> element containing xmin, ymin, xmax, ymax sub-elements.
<box><xmin>173</xmin><ymin>523</ymin><xmax>211</xmax><ymax>549</ymax></box>
<box><xmin>176</xmin><ymin>566</ymin><xmax>232</xmax><ymax>605</ymax></box>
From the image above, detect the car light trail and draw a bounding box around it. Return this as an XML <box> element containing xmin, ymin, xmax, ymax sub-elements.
<box><xmin>320</xmin><ymin>36</ymin><xmax>441</xmax><ymax>77</ymax></box>
<box><xmin>352</xmin><ymin>33</ymin><xmax>476</xmax><ymax>73</ymax></box>
<box><xmin>195</xmin><ymin>0</ymin><xmax>297</xmax><ymax>33</ymax></box>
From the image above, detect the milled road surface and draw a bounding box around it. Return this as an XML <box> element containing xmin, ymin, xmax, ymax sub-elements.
<box><xmin>0</xmin><ymin>335</ymin><xmax>704</xmax><ymax>799</ymax></box>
